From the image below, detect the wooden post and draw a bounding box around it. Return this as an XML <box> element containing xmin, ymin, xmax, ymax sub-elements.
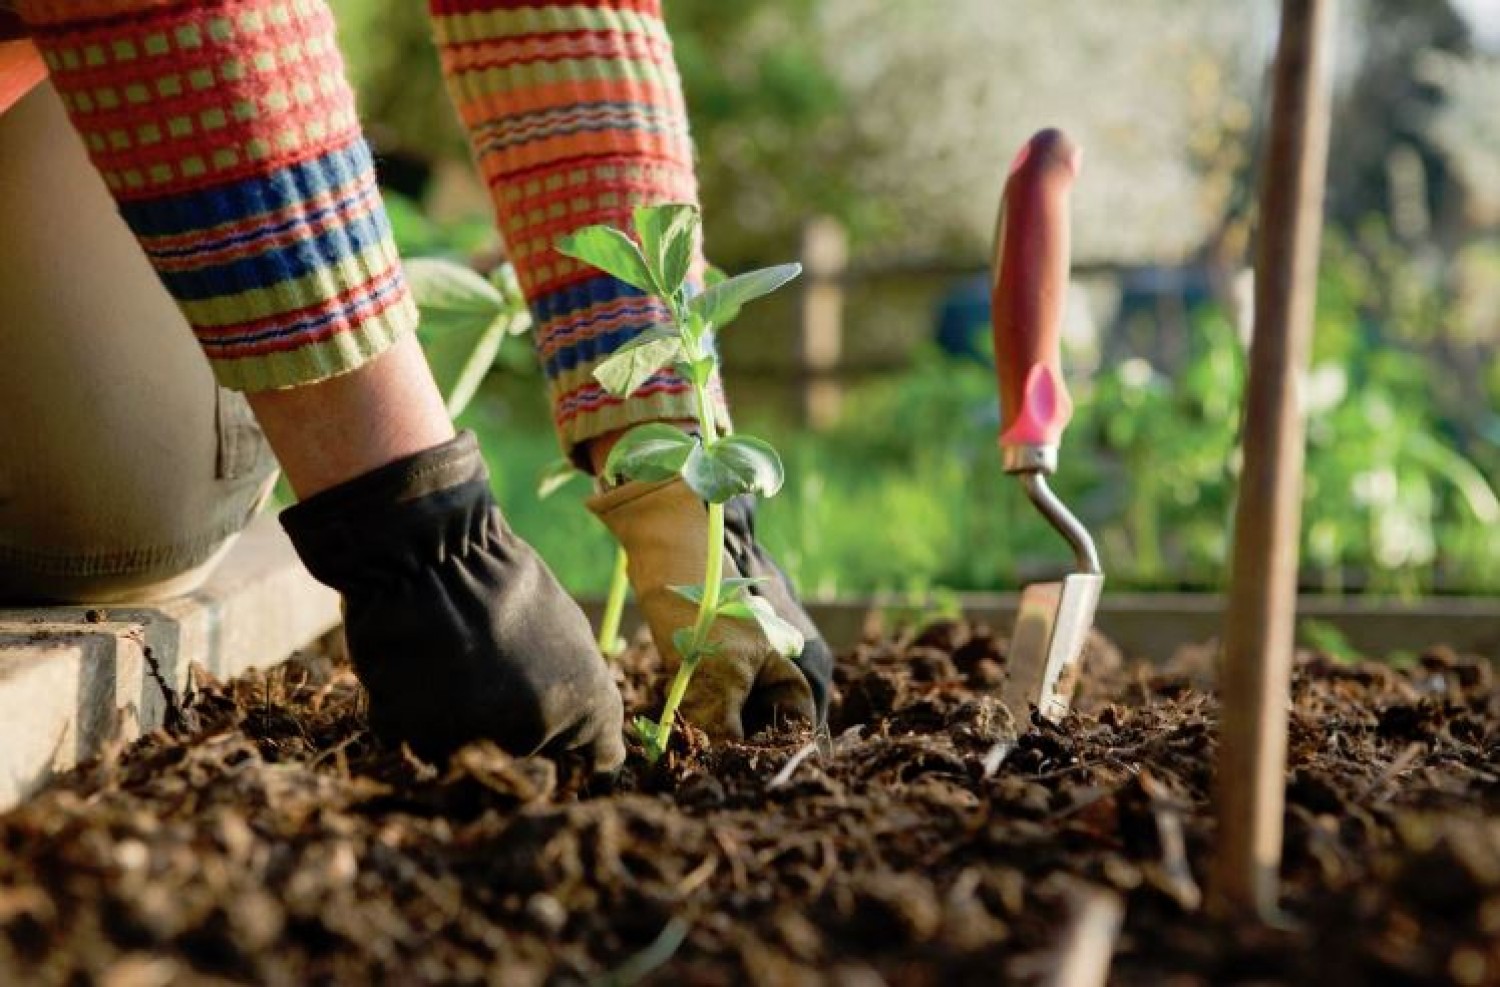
<box><xmin>797</xmin><ymin>216</ymin><xmax>849</xmax><ymax>429</ymax></box>
<box><xmin>1212</xmin><ymin>0</ymin><xmax>1336</xmax><ymax>919</ymax></box>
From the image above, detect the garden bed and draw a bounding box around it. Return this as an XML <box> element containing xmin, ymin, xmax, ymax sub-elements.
<box><xmin>0</xmin><ymin>622</ymin><xmax>1495</xmax><ymax>985</ymax></box>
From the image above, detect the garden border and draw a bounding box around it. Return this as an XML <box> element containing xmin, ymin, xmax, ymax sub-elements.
<box><xmin>583</xmin><ymin>592</ymin><xmax>1500</xmax><ymax>662</ymax></box>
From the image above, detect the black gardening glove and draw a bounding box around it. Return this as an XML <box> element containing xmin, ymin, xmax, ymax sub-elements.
<box><xmin>723</xmin><ymin>494</ymin><xmax>834</xmax><ymax>725</ymax></box>
<box><xmin>281</xmin><ymin>432</ymin><xmax>625</xmax><ymax>771</ymax></box>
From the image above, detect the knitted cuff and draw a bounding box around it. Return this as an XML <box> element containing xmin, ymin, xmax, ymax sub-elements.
<box><xmin>429</xmin><ymin>0</ymin><xmax>729</xmax><ymax>462</ymax></box>
<box><xmin>17</xmin><ymin>0</ymin><xmax>416</xmax><ymax>391</ymax></box>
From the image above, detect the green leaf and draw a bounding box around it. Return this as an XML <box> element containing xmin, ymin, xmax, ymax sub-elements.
<box><xmin>672</xmin><ymin>627</ymin><xmax>700</xmax><ymax>662</ymax></box>
<box><xmin>443</xmin><ymin>315</ymin><xmax>515</xmax><ymax>419</ymax></box>
<box><xmin>674</xmin><ymin>356</ymin><xmax>716</xmax><ymax>389</ymax></box>
<box><xmin>741</xmin><ymin>596</ymin><xmax>805</xmax><ymax>657</ymax></box>
<box><xmin>681</xmin><ymin>435</ymin><xmax>785</xmax><ymax>503</ymax></box>
<box><xmin>603</xmin><ymin>423</ymin><xmax>698</xmax><ymax>484</ymax></box>
<box><xmin>716</xmin><ymin>601</ymin><xmax>756</xmax><ymax>620</ymax></box>
<box><xmin>670</xmin><ymin>583</ymin><xmax>706</xmax><ymax>605</ymax></box>
<box><xmin>689</xmin><ymin>263</ymin><xmax>802</xmax><ymax>328</ymax></box>
<box><xmin>720</xmin><ymin>576</ymin><xmax>768</xmax><ymax>597</ymax></box>
<box><xmin>406</xmin><ymin>258</ymin><xmax>524</xmax><ymax>418</ymax></box>
<box><xmin>536</xmin><ymin>458</ymin><xmax>583</xmax><ymax>500</ymax></box>
<box><xmin>633</xmin><ymin>714</ymin><xmax>664</xmax><ymax>758</ymax></box>
<box><xmin>633</xmin><ymin>203</ymin><xmax>698</xmax><ymax>299</ymax></box>
<box><xmin>555</xmin><ymin>225</ymin><xmax>657</xmax><ymax>295</ymax></box>
<box><xmin>487</xmin><ymin>262</ymin><xmax>528</xmax><ymax>313</ymax></box>
<box><xmin>592</xmin><ymin>329</ymin><xmax>685</xmax><ymax>398</ymax></box>
<box><xmin>671</xmin><ymin>577</ymin><xmax>767</xmax><ymax>605</ymax></box>
<box><xmin>407</xmin><ymin>257</ymin><xmax>508</xmax><ymax>323</ymax></box>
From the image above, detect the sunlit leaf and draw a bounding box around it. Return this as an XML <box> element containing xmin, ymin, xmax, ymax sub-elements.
<box><xmin>689</xmin><ymin>263</ymin><xmax>802</xmax><ymax>328</ymax></box>
<box><xmin>680</xmin><ymin>434</ymin><xmax>784</xmax><ymax>503</ymax></box>
<box><xmin>671</xmin><ymin>577</ymin><xmax>767</xmax><ymax>605</ymax></box>
<box><xmin>487</xmin><ymin>262</ymin><xmax>529</xmax><ymax>316</ymax></box>
<box><xmin>672</xmin><ymin>627</ymin><xmax>700</xmax><ymax>662</ymax></box>
<box><xmin>443</xmin><ymin>315</ymin><xmax>515</xmax><ymax>419</ymax></box>
<box><xmin>741</xmin><ymin>596</ymin><xmax>805</xmax><ymax>656</ymax></box>
<box><xmin>556</xmin><ymin>225</ymin><xmax>656</xmax><ymax>294</ymax></box>
<box><xmin>674</xmin><ymin>356</ymin><xmax>716</xmax><ymax>389</ymax></box>
<box><xmin>634</xmin><ymin>714</ymin><xmax>663</xmax><ymax>759</ymax></box>
<box><xmin>407</xmin><ymin>257</ymin><xmax>507</xmax><ymax>322</ymax></box>
<box><xmin>592</xmin><ymin>330</ymin><xmax>686</xmax><ymax>398</ymax></box>
<box><xmin>634</xmin><ymin>203</ymin><xmax>699</xmax><ymax>299</ymax></box>
<box><xmin>603</xmin><ymin>423</ymin><xmax>698</xmax><ymax>484</ymax></box>
<box><xmin>406</xmin><ymin>258</ymin><xmax>523</xmax><ymax>417</ymax></box>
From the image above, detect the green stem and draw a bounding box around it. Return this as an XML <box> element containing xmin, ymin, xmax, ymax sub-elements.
<box><xmin>650</xmin><ymin>499</ymin><xmax>725</xmax><ymax>758</ymax></box>
<box><xmin>646</xmin><ymin>302</ymin><xmax>727</xmax><ymax>760</ymax></box>
<box><xmin>598</xmin><ymin>547</ymin><xmax>630</xmax><ymax>657</ymax></box>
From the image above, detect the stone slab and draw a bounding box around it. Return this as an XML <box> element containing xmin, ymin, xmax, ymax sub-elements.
<box><xmin>0</xmin><ymin>515</ymin><xmax>339</xmax><ymax>812</ymax></box>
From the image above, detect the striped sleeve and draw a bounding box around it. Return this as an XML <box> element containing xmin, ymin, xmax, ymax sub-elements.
<box><xmin>16</xmin><ymin>0</ymin><xmax>415</xmax><ymax>391</ymax></box>
<box><xmin>430</xmin><ymin>0</ymin><xmax>727</xmax><ymax>460</ymax></box>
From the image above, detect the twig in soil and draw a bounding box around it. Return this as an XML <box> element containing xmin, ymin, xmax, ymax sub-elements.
<box><xmin>768</xmin><ymin>739</ymin><xmax>821</xmax><ymax>790</ymax></box>
<box><xmin>1038</xmin><ymin>882</ymin><xmax>1125</xmax><ymax>987</ymax></box>
<box><xmin>982</xmin><ymin>740</ymin><xmax>1014</xmax><ymax>778</ymax></box>
<box><xmin>1152</xmin><ymin>803</ymin><xmax>1202</xmax><ymax>911</ymax></box>
<box><xmin>712</xmin><ymin>828</ymin><xmax>749</xmax><ymax>894</ymax></box>
<box><xmin>1136</xmin><ymin>771</ymin><xmax>1203</xmax><ymax>911</ymax></box>
<box><xmin>1358</xmin><ymin>741</ymin><xmax>1425</xmax><ymax>803</ymax></box>
<box><xmin>675</xmin><ymin>855</ymin><xmax>717</xmax><ymax>896</ymax></box>
<box><xmin>310</xmin><ymin>733</ymin><xmax>361</xmax><ymax>775</ymax></box>
<box><xmin>596</xmin><ymin>917</ymin><xmax>691</xmax><ymax>987</ymax></box>
<box><xmin>834</xmin><ymin>723</ymin><xmax>866</xmax><ymax>753</ymax></box>
<box><xmin>768</xmin><ymin>725</ymin><xmax>863</xmax><ymax>789</ymax></box>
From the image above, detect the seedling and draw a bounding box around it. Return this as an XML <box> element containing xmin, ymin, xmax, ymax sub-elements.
<box><xmin>406</xmin><ymin>258</ymin><xmax>533</xmax><ymax>418</ymax></box>
<box><xmin>537</xmin><ymin>458</ymin><xmax>632</xmax><ymax>658</ymax></box>
<box><xmin>558</xmin><ymin>204</ymin><xmax>805</xmax><ymax>762</ymax></box>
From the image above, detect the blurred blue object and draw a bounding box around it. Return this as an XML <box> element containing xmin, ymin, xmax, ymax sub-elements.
<box><xmin>935</xmin><ymin>274</ymin><xmax>993</xmax><ymax>363</ymax></box>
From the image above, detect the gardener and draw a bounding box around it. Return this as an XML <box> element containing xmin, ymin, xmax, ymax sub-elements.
<box><xmin>0</xmin><ymin>0</ymin><xmax>832</xmax><ymax>774</ymax></box>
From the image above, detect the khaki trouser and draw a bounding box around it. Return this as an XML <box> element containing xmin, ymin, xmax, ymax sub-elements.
<box><xmin>0</xmin><ymin>83</ymin><xmax>278</xmax><ymax>603</ymax></box>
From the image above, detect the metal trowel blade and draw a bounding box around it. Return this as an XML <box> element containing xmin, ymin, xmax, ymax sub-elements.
<box><xmin>1002</xmin><ymin>572</ymin><xmax>1105</xmax><ymax>726</ymax></box>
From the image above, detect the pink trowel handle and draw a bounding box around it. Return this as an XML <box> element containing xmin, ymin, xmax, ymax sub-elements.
<box><xmin>991</xmin><ymin>129</ymin><xmax>1081</xmax><ymax>470</ymax></box>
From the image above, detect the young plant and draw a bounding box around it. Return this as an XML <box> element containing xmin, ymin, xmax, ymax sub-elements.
<box><xmin>557</xmin><ymin>204</ymin><xmax>804</xmax><ymax>761</ymax></box>
<box><xmin>537</xmin><ymin>458</ymin><xmax>632</xmax><ymax>658</ymax></box>
<box><xmin>405</xmin><ymin>258</ymin><xmax>532</xmax><ymax>418</ymax></box>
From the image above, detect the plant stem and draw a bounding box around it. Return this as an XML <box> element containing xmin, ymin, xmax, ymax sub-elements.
<box><xmin>646</xmin><ymin>301</ymin><xmax>728</xmax><ymax>760</ymax></box>
<box><xmin>598</xmin><ymin>547</ymin><xmax>630</xmax><ymax>657</ymax></box>
<box><xmin>651</xmin><ymin>500</ymin><xmax>724</xmax><ymax>756</ymax></box>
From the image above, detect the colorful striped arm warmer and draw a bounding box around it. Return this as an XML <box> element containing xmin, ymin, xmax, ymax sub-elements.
<box><xmin>16</xmin><ymin>0</ymin><xmax>416</xmax><ymax>392</ymax></box>
<box><xmin>429</xmin><ymin>0</ymin><xmax>727</xmax><ymax>461</ymax></box>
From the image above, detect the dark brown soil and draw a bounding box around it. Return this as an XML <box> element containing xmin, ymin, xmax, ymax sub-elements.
<box><xmin>0</xmin><ymin>621</ymin><xmax>1496</xmax><ymax>986</ymax></box>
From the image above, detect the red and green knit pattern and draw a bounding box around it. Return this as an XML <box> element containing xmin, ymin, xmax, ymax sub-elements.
<box><xmin>18</xmin><ymin>0</ymin><xmax>415</xmax><ymax>392</ymax></box>
<box><xmin>430</xmin><ymin>0</ymin><xmax>726</xmax><ymax>457</ymax></box>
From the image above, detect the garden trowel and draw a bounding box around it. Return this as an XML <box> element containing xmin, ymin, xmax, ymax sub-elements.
<box><xmin>991</xmin><ymin>129</ymin><xmax>1104</xmax><ymax>726</ymax></box>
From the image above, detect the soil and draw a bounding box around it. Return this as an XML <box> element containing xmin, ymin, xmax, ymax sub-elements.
<box><xmin>0</xmin><ymin>620</ymin><xmax>1495</xmax><ymax>986</ymax></box>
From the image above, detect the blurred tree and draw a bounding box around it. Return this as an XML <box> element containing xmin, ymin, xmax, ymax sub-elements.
<box><xmin>1328</xmin><ymin>0</ymin><xmax>1472</xmax><ymax>236</ymax></box>
<box><xmin>1420</xmin><ymin>50</ymin><xmax>1500</xmax><ymax>229</ymax></box>
<box><xmin>328</xmin><ymin>0</ymin><xmax>466</xmax><ymax>186</ymax></box>
<box><xmin>813</xmin><ymin>0</ymin><xmax>1275</xmax><ymax>264</ymax></box>
<box><xmin>668</xmin><ymin>0</ymin><xmax>866</xmax><ymax>267</ymax></box>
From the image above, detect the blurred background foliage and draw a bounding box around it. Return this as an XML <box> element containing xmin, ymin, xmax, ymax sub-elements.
<box><xmin>332</xmin><ymin>0</ymin><xmax>1500</xmax><ymax>599</ymax></box>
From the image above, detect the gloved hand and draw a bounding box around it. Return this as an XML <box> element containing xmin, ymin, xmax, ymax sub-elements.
<box><xmin>281</xmin><ymin>431</ymin><xmax>625</xmax><ymax>772</ymax></box>
<box><xmin>589</xmin><ymin>478</ymin><xmax>833</xmax><ymax>740</ymax></box>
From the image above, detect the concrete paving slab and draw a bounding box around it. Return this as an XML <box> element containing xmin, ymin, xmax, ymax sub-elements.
<box><xmin>0</xmin><ymin>515</ymin><xmax>339</xmax><ymax>812</ymax></box>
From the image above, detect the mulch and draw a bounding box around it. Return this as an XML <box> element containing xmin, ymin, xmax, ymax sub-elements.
<box><xmin>0</xmin><ymin>619</ymin><xmax>1495</xmax><ymax>986</ymax></box>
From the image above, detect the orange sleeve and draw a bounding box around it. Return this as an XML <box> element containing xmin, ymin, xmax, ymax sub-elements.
<box><xmin>0</xmin><ymin>41</ymin><xmax>46</xmax><ymax>117</ymax></box>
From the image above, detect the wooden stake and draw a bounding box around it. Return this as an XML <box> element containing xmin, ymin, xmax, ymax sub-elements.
<box><xmin>797</xmin><ymin>216</ymin><xmax>849</xmax><ymax>429</ymax></box>
<box><xmin>1212</xmin><ymin>0</ymin><xmax>1336</xmax><ymax>920</ymax></box>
